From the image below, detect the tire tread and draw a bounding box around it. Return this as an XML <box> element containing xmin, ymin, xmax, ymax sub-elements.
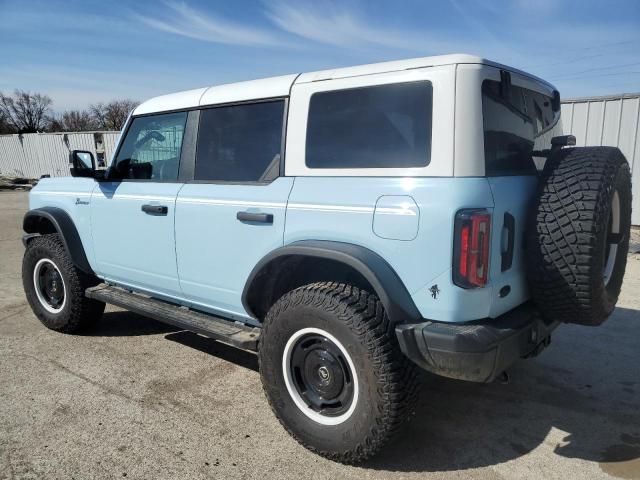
<box><xmin>23</xmin><ymin>234</ymin><xmax>104</xmax><ymax>332</ymax></box>
<box><xmin>526</xmin><ymin>146</ymin><xmax>631</xmax><ymax>325</ymax></box>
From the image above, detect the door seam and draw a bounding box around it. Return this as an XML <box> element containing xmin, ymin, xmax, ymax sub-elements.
<box><xmin>174</xmin><ymin>183</ymin><xmax>188</xmax><ymax>298</ymax></box>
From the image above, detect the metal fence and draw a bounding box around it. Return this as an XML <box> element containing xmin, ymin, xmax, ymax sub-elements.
<box><xmin>561</xmin><ymin>93</ymin><xmax>640</xmax><ymax>225</ymax></box>
<box><xmin>0</xmin><ymin>128</ymin><xmax>183</xmax><ymax>179</ymax></box>
<box><xmin>131</xmin><ymin>128</ymin><xmax>184</xmax><ymax>163</ymax></box>
<box><xmin>0</xmin><ymin>131</ymin><xmax>120</xmax><ymax>179</ymax></box>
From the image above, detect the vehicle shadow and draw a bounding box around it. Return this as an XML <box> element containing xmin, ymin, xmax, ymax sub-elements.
<box><xmin>81</xmin><ymin>310</ymin><xmax>180</xmax><ymax>337</ymax></box>
<box><xmin>361</xmin><ymin>306</ymin><xmax>640</xmax><ymax>474</ymax></box>
<box><xmin>83</xmin><ymin>310</ymin><xmax>259</xmax><ymax>371</ymax></box>
<box><xmin>164</xmin><ymin>330</ymin><xmax>259</xmax><ymax>372</ymax></box>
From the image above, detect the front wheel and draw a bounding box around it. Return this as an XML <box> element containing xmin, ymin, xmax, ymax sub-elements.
<box><xmin>258</xmin><ymin>282</ymin><xmax>418</xmax><ymax>463</ymax></box>
<box><xmin>22</xmin><ymin>234</ymin><xmax>105</xmax><ymax>333</ymax></box>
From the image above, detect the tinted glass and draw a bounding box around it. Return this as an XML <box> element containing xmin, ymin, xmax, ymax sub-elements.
<box><xmin>482</xmin><ymin>80</ymin><xmax>560</xmax><ymax>176</ymax></box>
<box><xmin>195</xmin><ymin>100</ymin><xmax>285</xmax><ymax>182</ymax></box>
<box><xmin>306</xmin><ymin>82</ymin><xmax>432</xmax><ymax>169</ymax></box>
<box><xmin>113</xmin><ymin>112</ymin><xmax>187</xmax><ymax>181</ymax></box>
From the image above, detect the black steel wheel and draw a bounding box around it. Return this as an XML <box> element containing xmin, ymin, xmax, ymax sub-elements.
<box><xmin>284</xmin><ymin>328</ymin><xmax>357</xmax><ymax>424</ymax></box>
<box><xmin>33</xmin><ymin>258</ymin><xmax>66</xmax><ymax>313</ymax></box>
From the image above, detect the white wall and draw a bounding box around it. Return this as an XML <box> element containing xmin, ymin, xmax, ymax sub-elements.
<box><xmin>561</xmin><ymin>93</ymin><xmax>640</xmax><ymax>225</ymax></box>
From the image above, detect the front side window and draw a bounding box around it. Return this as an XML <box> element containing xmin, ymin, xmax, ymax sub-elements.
<box><xmin>195</xmin><ymin>100</ymin><xmax>285</xmax><ymax>182</ymax></box>
<box><xmin>482</xmin><ymin>80</ymin><xmax>560</xmax><ymax>176</ymax></box>
<box><xmin>113</xmin><ymin>112</ymin><xmax>187</xmax><ymax>181</ymax></box>
<box><xmin>306</xmin><ymin>81</ymin><xmax>432</xmax><ymax>169</ymax></box>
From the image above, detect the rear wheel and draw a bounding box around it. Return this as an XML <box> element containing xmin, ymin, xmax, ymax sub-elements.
<box><xmin>23</xmin><ymin>234</ymin><xmax>105</xmax><ymax>333</ymax></box>
<box><xmin>259</xmin><ymin>282</ymin><xmax>418</xmax><ymax>463</ymax></box>
<box><xmin>526</xmin><ymin>147</ymin><xmax>632</xmax><ymax>326</ymax></box>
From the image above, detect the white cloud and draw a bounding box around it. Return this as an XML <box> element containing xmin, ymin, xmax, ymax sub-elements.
<box><xmin>512</xmin><ymin>0</ymin><xmax>561</xmax><ymax>15</ymax></box>
<box><xmin>134</xmin><ymin>1</ymin><xmax>284</xmax><ymax>47</ymax></box>
<box><xmin>263</xmin><ymin>1</ymin><xmax>453</xmax><ymax>52</ymax></box>
<box><xmin>0</xmin><ymin>65</ymin><xmax>194</xmax><ymax>111</ymax></box>
<box><xmin>135</xmin><ymin>0</ymin><xmax>472</xmax><ymax>55</ymax></box>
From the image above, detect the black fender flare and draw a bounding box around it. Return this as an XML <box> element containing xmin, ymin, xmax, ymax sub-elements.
<box><xmin>23</xmin><ymin>207</ymin><xmax>94</xmax><ymax>275</ymax></box>
<box><xmin>242</xmin><ymin>240</ymin><xmax>422</xmax><ymax>324</ymax></box>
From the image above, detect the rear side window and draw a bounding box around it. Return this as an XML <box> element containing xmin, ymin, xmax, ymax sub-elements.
<box><xmin>306</xmin><ymin>82</ymin><xmax>432</xmax><ymax>169</ymax></box>
<box><xmin>482</xmin><ymin>80</ymin><xmax>560</xmax><ymax>176</ymax></box>
<box><xmin>195</xmin><ymin>100</ymin><xmax>285</xmax><ymax>182</ymax></box>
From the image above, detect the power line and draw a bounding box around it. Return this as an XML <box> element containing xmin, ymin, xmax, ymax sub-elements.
<box><xmin>526</xmin><ymin>40</ymin><xmax>639</xmax><ymax>69</ymax></box>
<box><xmin>549</xmin><ymin>62</ymin><xmax>640</xmax><ymax>80</ymax></box>
<box><xmin>553</xmin><ymin>71</ymin><xmax>640</xmax><ymax>81</ymax></box>
<box><xmin>569</xmin><ymin>39</ymin><xmax>638</xmax><ymax>53</ymax></box>
<box><xmin>528</xmin><ymin>52</ymin><xmax>608</xmax><ymax>69</ymax></box>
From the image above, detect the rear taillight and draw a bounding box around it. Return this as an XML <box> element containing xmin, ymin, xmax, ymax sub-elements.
<box><xmin>453</xmin><ymin>209</ymin><xmax>491</xmax><ymax>288</ymax></box>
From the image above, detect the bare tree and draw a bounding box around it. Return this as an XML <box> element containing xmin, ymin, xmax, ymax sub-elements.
<box><xmin>0</xmin><ymin>109</ymin><xmax>14</xmax><ymax>134</ymax></box>
<box><xmin>0</xmin><ymin>90</ymin><xmax>53</xmax><ymax>133</ymax></box>
<box><xmin>89</xmin><ymin>99</ymin><xmax>139</xmax><ymax>130</ymax></box>
<box><xmin>49</xmin><ymin>110</ymin><xmax>97</xmax><ymax>132</ymax></box>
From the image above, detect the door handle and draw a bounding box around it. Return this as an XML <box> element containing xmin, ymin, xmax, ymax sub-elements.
<box><xmin>236</xmin><ymin>211</ymin><xmax>273</xmax><ymax>224</ymax></box>
<box><xmin>141</xmin><ymin>204</ymin><xmax>168</xmax><ymax>216</ymax></box>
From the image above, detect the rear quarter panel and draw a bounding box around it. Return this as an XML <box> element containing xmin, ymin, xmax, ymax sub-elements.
<box><xmin>284</xmin><ymin>177</ymin><xmax>498</xmax><ymax>322</ymax></box>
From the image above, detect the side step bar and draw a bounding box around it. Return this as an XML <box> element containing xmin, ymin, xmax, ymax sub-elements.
<box><xmin>86</xmin><ymin>284</ymin><xmax>260</xmax><ymax>351</ymax></box>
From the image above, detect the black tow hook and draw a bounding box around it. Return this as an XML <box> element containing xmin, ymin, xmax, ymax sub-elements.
<box><xmin>497</xmin><ymin>371</ymin><xmax>510</xmax><ymax>384</ymax></box>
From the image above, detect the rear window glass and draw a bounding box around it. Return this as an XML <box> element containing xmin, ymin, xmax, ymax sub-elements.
<box><xmin>306</xmin><ymin>81</ymin><xmax>432</xmax><ymax>169</ymax></box>
<box><xmin>482</xmin><ymin>79</ymin><xmax>560</xmax><ymax>176</ymax></box>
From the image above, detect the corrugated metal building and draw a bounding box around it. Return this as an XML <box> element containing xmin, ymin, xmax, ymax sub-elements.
<box><xmin>561</xmin><ymin>93</ymin><xmax>640</xmax><ymax>225</ymax></box>
<box><xmin>1</xmin><ymin>93</ymin><xmax>638</xmax><ymax>224</ymax></box>
<box><xmin>0</xmin><ymin>131</ymin><xmax>120</xmax><ymax>179</ymax></box>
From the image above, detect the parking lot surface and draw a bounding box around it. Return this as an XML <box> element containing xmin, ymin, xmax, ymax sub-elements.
<box><xmin>1</xmin><ymin>190</ymin><xmax>639</xmax><ymax>480</ymax></box>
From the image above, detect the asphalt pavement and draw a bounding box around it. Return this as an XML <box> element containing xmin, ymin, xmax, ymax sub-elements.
<box><xmin>1</xmin><ymin>190</ymin><xmax>639</xmax><ymax>480</ymax></box>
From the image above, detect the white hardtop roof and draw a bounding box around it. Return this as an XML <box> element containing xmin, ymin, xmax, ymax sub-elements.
<box><xmin>134</xmin><ymin>54</ymin><xmax>554</xmax><ymax>115</ymax></box>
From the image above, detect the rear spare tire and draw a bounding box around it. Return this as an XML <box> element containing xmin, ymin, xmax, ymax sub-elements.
<box><xmin>526</xmin><ymin>147</ymin><xmax>632</xmax><ymax>326</ymax></box>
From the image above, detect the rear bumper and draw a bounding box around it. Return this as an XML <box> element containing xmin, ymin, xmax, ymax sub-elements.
<box><xmin>395</xmin><ymin>302</ymin><xmax>559</xmax><ymax>383</ymax></box>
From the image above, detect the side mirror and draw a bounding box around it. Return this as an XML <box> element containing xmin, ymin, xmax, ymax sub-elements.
<box><xmin>552</xmin><ymin>90</ymin><xmax>561</xmax><ymax>112</ymax></box>
<box><xmin>69</xmin><ymin>150</ymin><xmax>96</xmax><ymax>178</ymax></box>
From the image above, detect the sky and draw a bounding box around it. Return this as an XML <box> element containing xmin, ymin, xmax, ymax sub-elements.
<box><xmin>1</xmin><ymin>0</ymin><xmax>639</xmax><ymax>112</ymax></box>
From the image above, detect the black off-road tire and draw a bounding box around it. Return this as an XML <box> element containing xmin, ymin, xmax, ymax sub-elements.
<box><xmin>526</xmin><ymin>147</ymin><xmax>632</xmax><ymax>326</ymax></box>
<box><xmin>258</xmin><ymin>282</ymin><xmax>418</xmax><ymax>464</ymax></box>
<box><xmin>23</xmin><ymin>234</ymin><xmax>105</xmax><ymax>333</ymax></box>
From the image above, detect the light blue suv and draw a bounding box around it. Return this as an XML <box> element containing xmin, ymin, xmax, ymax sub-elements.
<box><xmin>21</xmin><ymin>55</ymin><xmax>632</xmax><ymax>463</ymax></box>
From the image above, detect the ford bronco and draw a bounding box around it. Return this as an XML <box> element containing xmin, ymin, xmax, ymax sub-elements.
<box><xmin>21</xmin><ymin>54</ymin><xmax>632</xmax><ymax>463</ymax></box>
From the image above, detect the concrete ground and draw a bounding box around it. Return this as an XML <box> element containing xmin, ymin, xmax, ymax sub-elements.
<box><xmin>0</xmin><ymin>190</ymin><xmax>639</xmax><ymax>480</ymax></box>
